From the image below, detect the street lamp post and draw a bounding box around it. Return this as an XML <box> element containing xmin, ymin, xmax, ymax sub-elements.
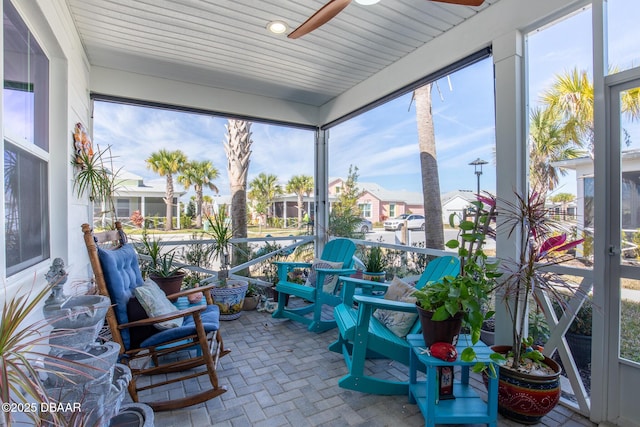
<box><xmin>469</xmin><ymin>158</ymin><xmax>488</xmax><ymax>195</ymax></box>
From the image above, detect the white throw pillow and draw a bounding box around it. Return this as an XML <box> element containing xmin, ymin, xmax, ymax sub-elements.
<box><xmin>373</xmin><ymin>276</ymin><xmax>418</xmax><ymax>338</ymax></box>
<box><xmin>304</xmin><ymin>258</ymin><xmax>344</xmax><ymax>293</ymax></box>
<box><xmin>134</xmin><ymin>279</ymin><xmax>183</xmax><ymax>330</ymax></box>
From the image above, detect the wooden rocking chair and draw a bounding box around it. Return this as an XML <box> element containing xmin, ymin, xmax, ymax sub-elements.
<box><xmin>82</xmin><ymin>222</ymin><xmax>230</xmax><ymax>411</ymax></box>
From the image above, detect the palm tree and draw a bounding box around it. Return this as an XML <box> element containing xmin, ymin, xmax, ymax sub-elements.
<box><xmin>249</xmin><ymin>173</ymin><xmax>282</xmax><ymax>226</ymax></box>
<box><xmin>414</xmin><ymin>84</ymin><xmax>444</xmax><ymax>250</ymax></box>
<box><xmin>146</xmin><ymin>149</ymin><xmax>187</xmax><ymax>231</ymax></box>
<box><xmin>529</xmin><ymin>106</ymin><xmax>583</xmax><ymax>195</ymax></box>
<box><xmin>286</xmin><ymin>175</ymin><xmax>313</xmax><ymax>228</ymax></box>
<box><xmin>224</xmin><ymin>119</ymin><xmax>252</xmax><ymax>268</ymax></box>
<box><xmin>178</xmin><ymin>160</ymin><xmax>220</xmax><ymax>228</ymax></box>
<box><xmin>541</xmin><ymin>68</ymin><xmax>594</xmax><ymax>153</ymax></box>
<box><xmin>532</xmin><ymin>68</ymin><xmax>640</xmax><ymax>196</ymax></box>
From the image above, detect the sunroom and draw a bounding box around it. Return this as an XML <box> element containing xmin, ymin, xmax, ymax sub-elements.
<box><xmin>2</xmin><ymin>0</ymin><xmax>639</xmax><ymax>425</ymax></box>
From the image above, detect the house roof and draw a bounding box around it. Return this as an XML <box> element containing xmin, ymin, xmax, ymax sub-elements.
<box><xmin>358</xmin><ymin>182</ymin><xmax>424</xmax><ymax>205</ymax></box>
<box><xmin>441</xmin><ymin>189</ymin><xmax>478</xmax><ymax>205</ymax></box>
<box><xmin>113</xmin><ymin>170</ymin><xmax>186</xmax><ymax>197</ymax></box>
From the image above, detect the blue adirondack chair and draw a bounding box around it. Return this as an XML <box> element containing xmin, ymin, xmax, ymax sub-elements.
<box><xmin>329</xmin><ymin>255</ymin><xmax>460</xmax><ymax>395</ymax></box>
<box><xmin>272</xmin><ymin>238</ymin><xmax>357</xmax><ymax>333</ymax></box>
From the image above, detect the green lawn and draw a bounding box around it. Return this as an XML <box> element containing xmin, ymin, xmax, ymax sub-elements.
<box><xmin>621</xmin><ymin>299</ymin><xmax>640</xmax><ymax>362</ymax></box>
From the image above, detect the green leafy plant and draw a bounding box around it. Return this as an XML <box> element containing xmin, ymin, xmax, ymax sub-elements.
<box><xmin>246</xmin><ymin>283</ymin><xmax>259</xmax><ymax>297</ymax></box>
<box><xmin>413</xmin><ymin>198</ymin><xmax>503</xmax><ymax>373</ymax></box>
<box><xmin>362</xmin><ymin>244</ymin><xmax>386</xmax><ymax>273</ymax></box>
<box><xmin>149</xmin><ymin>251</ymin><xmax>184</xmax><ymax>278</ymax></box>
<box><xmin>136</xmin><ymin>230</ymin><xmax>183</xmax><ymax>278</ymax></box>
<box><xmin>205</xmin><ymin>206</ymin><xmax>234</xmax><ymax>279</ymax></box>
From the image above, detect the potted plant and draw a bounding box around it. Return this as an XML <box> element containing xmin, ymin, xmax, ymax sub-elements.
<box><xmin>210</xmin><ymin>277</ymin><xmax>249</xmax><ymax>320</ymax></box>
<box><xmin>242</xmin><ymin>283</ymin><xmax>260</xmax><ymax>311</ymax></box>
<box><xmin>205</xmin><ymin>207</ymin><xmax>233</xmax><ymax>281</ymax></box>
<box><xmin>136</xmin><ymin>232</ymin><xmax>185</xmax><ymax>300</ymax></box>
<box><xmin>412</xmin><ymin>198</ymin><xmax>500</xmax><ymax>348</ymax></box>
<box><xmin>361</xmin><ymin>244</ymin><xmax>387</xmax><ymax>282</ymax></box>
<box><xmin>478</xmin><ymin>192</ymin><xmax>585</xmax><ymax>424</ymax></box>
<box><xmin>148</xmin><ymin>251</ymin><xmax>186</xmax><ymax>301</ymax></box>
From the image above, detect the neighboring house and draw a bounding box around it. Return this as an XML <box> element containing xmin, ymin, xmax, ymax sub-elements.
<box><xmin>553</xmin><ymin>149</ymin><xmax>640</xmax><ymax>234</ymax></box>
<box><xmin>94</xmin><ymin>170</ymin><xmax>186</xmax><ymax>226</ymax></box>
<box><xmin>273</xmin><ymin>179</ymin><xmax>491</xmax><ymax>226</ymax></box>
<box><xmin>441</xmin><ymin>190</ymin><xmax>480</xmax><ymax>225</ymax></box>
<box><xmin>328</xmin><ymin>179</ymin><xmax>425</xmax><ymax>223</ymax></box>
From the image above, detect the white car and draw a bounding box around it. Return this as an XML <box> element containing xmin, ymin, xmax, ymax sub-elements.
<box><xmin>383</xmin><ymin>214</ymin><xmax>425</xmax><ymax>231</ymax></box>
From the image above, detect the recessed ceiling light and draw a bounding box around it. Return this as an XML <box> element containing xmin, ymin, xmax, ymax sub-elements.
<box><xmin>355</xmin><ymin>0</ymin><xmax>381</xmax><ymax>5</ymax></box>
<box><xmin>267</xmin><ymin>20</ymin><xmax>289</xmax><ymax>35</ymax></box>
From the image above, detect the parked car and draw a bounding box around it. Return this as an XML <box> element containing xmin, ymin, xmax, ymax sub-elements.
<box><xmin>383</xmin><ymin>214</ymin><xmax>425</xmax><ymax>231</ymax></box>
<box><xmin>356</xmin><ymin>218</ymin><xmax>373</xmax><ymax>233</ymax></box>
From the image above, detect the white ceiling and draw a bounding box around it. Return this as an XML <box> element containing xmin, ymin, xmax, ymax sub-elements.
<box><xmin>66</xmin><ymin>0</ymin><xmax>500</xmax><ymax>108</ymax></box>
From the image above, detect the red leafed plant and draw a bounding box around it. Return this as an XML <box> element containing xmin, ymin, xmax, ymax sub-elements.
<box><xmin>488</xmin><ymin>191</ymin><xmax>585</xmax><ymax>371</ymax></box>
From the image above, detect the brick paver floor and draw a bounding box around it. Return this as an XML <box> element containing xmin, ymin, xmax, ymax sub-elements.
<box><xmin>123</xmin><ymin>300</ymin><xmax>596</xmax><ymax>427</ymax></box>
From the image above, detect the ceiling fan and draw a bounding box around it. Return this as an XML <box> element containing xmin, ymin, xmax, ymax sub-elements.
<box><xmin>288</xmin><ymin>0</ymin><xmax>485</xmax><ymax>39</ymax></box>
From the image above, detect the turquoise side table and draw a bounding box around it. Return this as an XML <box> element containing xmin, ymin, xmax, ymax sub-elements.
<box><xmin>407</xmin><ymin>334</ymin><xmax>499</xmax><ymax>427</ymax></box>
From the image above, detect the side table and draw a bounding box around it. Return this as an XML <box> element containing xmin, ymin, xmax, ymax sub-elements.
<box><xmin>407</xmin><ymin>334</ymin><xmax>498</xmax><ymax>427</ymax></box>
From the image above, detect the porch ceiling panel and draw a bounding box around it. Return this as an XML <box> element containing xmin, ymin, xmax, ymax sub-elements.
<box><xmin>67</xmin><ymin>0</ymin><xmax>500</xmax><ymax>109</ymax></box>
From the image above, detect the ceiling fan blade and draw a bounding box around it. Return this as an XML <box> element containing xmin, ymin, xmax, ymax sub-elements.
<box><xmin>288</xmin><ymin>0</ymin><xmax>352</xmax><ymax>39</ymax></box>
<box><xmin>429</xmin><ymin>0</ymin><xmax>485</xmax><ymax>6</ymax></box>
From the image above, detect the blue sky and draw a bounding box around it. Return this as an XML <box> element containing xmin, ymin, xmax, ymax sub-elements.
<box><xmin>93</xmin><ymin>1</ymin><xmax>640</xmax><ymax>201</ymax></box>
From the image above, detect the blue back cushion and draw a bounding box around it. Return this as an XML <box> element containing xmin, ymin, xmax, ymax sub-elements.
<box><xmin>97</xmin><ymin>243</ymin><xmax>144</xmax><ymax>349</ymax></box>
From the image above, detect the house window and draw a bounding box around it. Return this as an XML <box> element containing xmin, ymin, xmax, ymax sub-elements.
<box><xmin>3</xmin><ymin>0</ymin><xmax>50</xmax><ymax>276</ymax></box>
<box><xmin>117</xmin><ymin>199</ymin><xmax>130</xmax><ymax>218</ymax></box>
<box><xmin>389</xmin><ymin>203</ymin><xmax>396</xmax><ymax>218</ymax></box>
<box><xmin>358</xmin><ymin>203</ymin><xmax>371</xmax><ymax>218</ymax></box>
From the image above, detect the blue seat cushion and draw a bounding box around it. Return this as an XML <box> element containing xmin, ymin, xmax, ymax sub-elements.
<box><xmin>139</xmin><ymin>305</ymin><xmax>221</xmax><ymax>348</ymax></box>
<box><xmin>97</xmin><ymin>243</ymin><xmax>144</xmax><ymax>349</ymax></box>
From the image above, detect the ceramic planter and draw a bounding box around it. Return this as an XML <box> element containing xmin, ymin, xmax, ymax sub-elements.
<box><xmin>212</xmin><ymin>279</ymin><xmax>249</xmax><ymax>320</ymax></box>
<box><xmin>416</xmin><ymin>305</ymin><xmax>463</xmax><ymax>347</ymax></box>
<box><xmin>487</xmin><ymin>345</ymin><xmax>562</xmax><ymax>425</ymax></box>
<box><xmin>362</xmin><ymin>271</ymin><xmax>386</xmax><ymax>282</ymax></box>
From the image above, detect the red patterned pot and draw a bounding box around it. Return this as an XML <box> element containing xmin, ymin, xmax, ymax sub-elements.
<box><xmin>486</xmin><ymin>345</ymin><xmax>562</xmax><ymax>425</ymax></box>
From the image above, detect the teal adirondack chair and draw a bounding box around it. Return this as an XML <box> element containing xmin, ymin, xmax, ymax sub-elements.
<box><xmin>272</xmin><ymin>238</ymin><xmax>357</xmax><ymax>333</ymax></box>
<box><xmin>329</xmin><ymin>255</ymin><xmax>460</xmax><ymax>395</ymax></box>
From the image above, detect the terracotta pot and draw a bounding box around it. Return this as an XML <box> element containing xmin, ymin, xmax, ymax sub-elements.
<box><xmin>149</xmin><ymin>272</ymin><xmax>186</xmax><ymax>302</ymax></box>
<box><xmin>486</xmin><ymin>345</ymin><xmax>562</xmax><ymax>425</ymax></box>
<box><xmin>242</xmin><ymin>295</ymin><xmax>260</xmax><ymax>311</ymax></box>
<box><xmin>416</xmin><ymin>305</ymin><xmax>463</xmax><ymax>347</ymax></box>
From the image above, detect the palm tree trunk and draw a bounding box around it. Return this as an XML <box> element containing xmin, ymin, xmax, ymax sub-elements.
<box><xmin>195</xmin><ymin>185</ymin><xmax>203</xmax><ymax>229</ymax></box>
<box><xmin>415</xmin><ymin>85</ymin><xmax>444</xmax><ymax>249</ymax></box>
<box><xmin>297</xmin><ymin>194</ymin><xmax>304</xmax><ymax>228</ymax></box>
<box><xmin>225</xmin><ymin>119</ymin><xmax>252</xmax><ymax>271</ymax></box>
<box><xmin>165</xmin><ymin>174</ymin><xmax>174</xmax><ymax>231</ymax></box>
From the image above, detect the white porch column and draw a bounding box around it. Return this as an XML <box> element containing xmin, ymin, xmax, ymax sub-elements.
<box><xmin>315</xmin><ymin>128</ymin><xmax>329</xmax><ymax>254</ymax></box>
<box><xmin>493</xmin><ymin>30</ymin><xmax>527</xmax><ymax>345</ymax></box>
